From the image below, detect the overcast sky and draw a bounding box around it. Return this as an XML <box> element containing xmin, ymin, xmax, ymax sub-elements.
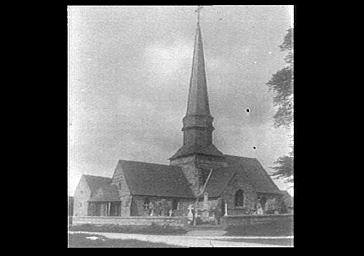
<box><xmin>68</xmin><ymin>5</ymin><xmax>294</xmax><ymax>197</ymax></box>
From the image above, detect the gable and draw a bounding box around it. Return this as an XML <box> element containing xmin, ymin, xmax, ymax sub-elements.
<box><xmin>74</xmin><ymin>176</ymin><xmax>91</xmax><ymax>198</ymax></box>
<box><xmin>111</xmin><ymin>161</ymin><xmax>131</xmax><ymax>196</ymax></box>
<box><xmin>224</xmin><ymin>155</ymin><xmax>281</xmax><ymax>194</ymax></box>
<box><xmin>82</xmin><ymin>175</ymin><xmax>112</xmax><ymax>196</ymax></box>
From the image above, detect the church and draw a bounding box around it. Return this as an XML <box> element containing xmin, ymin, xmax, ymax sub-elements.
<box><xmin>73</xmin><ymin>16</ymin><xmax>286</xmax><ymax>220</ymax></box>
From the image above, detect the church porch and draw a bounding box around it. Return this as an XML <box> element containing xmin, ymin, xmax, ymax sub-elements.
<box><xmin>88</xmin><ymin>201</ymin><xmax>122</xmax><ymax>216</ymax></box>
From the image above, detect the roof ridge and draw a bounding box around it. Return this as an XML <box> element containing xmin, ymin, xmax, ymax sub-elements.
<box><xmin>83</xmin><ymin>174</ymin><xmax>111</xmax><ymax>179</ymax></box>
<box><xmin>118</xmin><ymin>159</ymin><xmax>180</xmax><ymax>168</ymax></box>
<box><xmin>224</xmin><ymin>154</ymin><xmax>257</xmax><ymax>160</ymax></box>
<box><xmin>253</xmin><ymin>160</ymin><xmax>282</xmax><ymax>193</ymax></box>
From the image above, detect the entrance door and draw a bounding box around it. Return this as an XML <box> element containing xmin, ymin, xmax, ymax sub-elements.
<box><xmin>110</xmin><ymin>202</ymin><xmax>121</xmax><ymax>216</ymax></box>
<box><xmin>95</xmin><ymin>203</ymin><xmax>101</xmax><ymax>216</ymax></box>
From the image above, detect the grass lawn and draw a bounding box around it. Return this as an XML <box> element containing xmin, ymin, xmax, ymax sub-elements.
<box><xmin>217</xmin><ymin>238</ymin><xmax>293</xmax><ymax>246</ymax></box>
<box><xmin>68</xmin><ymin>233</ymin><xmax>185</xmax><ymax>248</ymax></box>
<box><xmin>224</xmin><ymin>219</ymin><xmax>293</xmax><ymax>237</ymax></box>
<box><xmin>69</xmin><ymin>223</ymin><xmax>187</xmax><ymax>235</ymax></box>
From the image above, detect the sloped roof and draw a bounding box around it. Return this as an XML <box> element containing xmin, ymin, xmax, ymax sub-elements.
<box><xmin>117</xmin><ymin>160</ymin><xmax>195</xmax><ymax>198</ymax></box>
<box><xmin>89</xmin><ymin>184</ymin><xmax>120</xmax><ymax>202</ymax></box>
<box><xmin>205</xmin><ymin>166</ymin><xmax>236</xmax><ymax>198</ymax></box>
<box><xmin>224</xmin><ymin>155</ymin><xmax>282</xmax><ymax>194</ymax></box>
<box><xmin>83</xmin><ymin>175</ymin><xmax>112</xmax><ymax>195</ymax></box>
<box><xmin>170</xmin><ymin>143</ymin><xmax>224</xmax><ymax>160</ymax></box>
<box><xmin>280</xmin><ymin>190</ymin><xmax>293</xmax><ymax>207</ymax></box>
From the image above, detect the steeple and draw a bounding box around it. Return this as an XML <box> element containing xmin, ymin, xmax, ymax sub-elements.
<box><xmin>186</xmin><ymin>22</ymin><xmax>210</xmax><ymax>116</ymax></box>
<box><xmin>170</xmin><ymin>14</ymin><xmax>223</xmax><ymax>161</ymax></box>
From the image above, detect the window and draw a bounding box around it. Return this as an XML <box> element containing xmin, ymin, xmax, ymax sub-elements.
<box><xmin>172</xmin><ymin>199</ymin><xmax>178</xmax><ymax>210</ymax></box>
<box><xmin>235</xmin><ymin>190</ymin><xmax>244</xmax><ymax>207</ymax></box>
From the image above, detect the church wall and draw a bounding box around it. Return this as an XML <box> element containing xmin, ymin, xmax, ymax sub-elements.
<box><xmin>195</xmin><ymin>155</ymin><xmax>228</xmax><ymax>169</ymax></box>
<box><xmin>221</xmin><ymin>174</ymin><xmax>284</xmax><ymax>215</ymax></box>
<box><xmin>110</xmin><ymin>162</ymin><xmax>133</xmax><ymax>216</ymax></box>
<box><xmin>111</xmin><ymin>162</ymin><xmax>131</xmax><ymax>197</ymax></box>
<box><xmin>183</xmin><ymin>129</ymin><xmax>212</xmax><ymax>145</ymax></box>
<box><xmin>73</xmin><ymin>176</ymin><xmax>91</xmax><ymax>216</ymax></box>
<box><xmin>120</xmin><ymin>195</ymin><xmax>132</xmax><ymax>216</ymax></box>
<box><xmin>170</xmin><ymin>155</ymin><xmax>227</xmax><ymax>197</ymax></box>
<box><xmin>222</xmin><ymin>174</ymin><xmax>258</xmax><ymax>215</ymax></box>
<box><xmin>181</xmin><ymin>165</ymin><xmax>200</xmax><ymax>196</ymax></box>
<box><xmin>170</xmin><ymin>156</ymin><xmax>200</xmax><ymax>196</ymax></box>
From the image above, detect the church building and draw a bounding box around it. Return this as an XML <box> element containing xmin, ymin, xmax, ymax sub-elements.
<box><xmin>73</xmin><ymin>17</ymin><xmax>285</xmax><ymax>220</ymax></box>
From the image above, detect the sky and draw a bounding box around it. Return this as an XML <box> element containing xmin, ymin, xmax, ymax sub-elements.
<box><xmin>68</xmin><ymin>5</ymin><xmax>294</xmax><ymax>197</ymax></box>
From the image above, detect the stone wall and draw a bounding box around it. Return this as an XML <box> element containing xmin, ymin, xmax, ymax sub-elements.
<box><xmin>72</xmin><ymin>216</ymin><xmax>188</xmax><ymax>227</ymax></box>
<box><xmin>119</xmin><ymin>195</ymin><xmax>132</xmax><ymax>216</ymax></box>
<box><xmin>222</xmin><ymin>176</ymin><xmax>258</xmax><ymax>213</ymax></box>
<box><xmin>170</xmin><ymin>156</ymin><xmax>200</xmax><ymax>195</ymax></box>
<box><xmin>221</xmin><ymin>214</ymin><xmax>293</xmax><ymax>227</ymax></box>
<box><xmin>131</xmin><ymin>196</ymin><xmax>195</xmax><ymax>217</ymax></box>
<box><xmin>73</xmin><ymin>176</ymin><xmax>91</xmax><ymax>216</ymax></box>
<box><xmin>111</xmin><ymin>162</ymin><xmax>130</xmax><ymax>196</ymax></box>
<box><xmin>221</xmin><ymin>172</ymin><xmax>283</xmax><ymax>214</ymax></box>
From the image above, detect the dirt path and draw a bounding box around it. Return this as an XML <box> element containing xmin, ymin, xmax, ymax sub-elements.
<box><xmin>69</xmin><ymin>231</ymin><xmax>293</xmax><ymax>247</ymax></box>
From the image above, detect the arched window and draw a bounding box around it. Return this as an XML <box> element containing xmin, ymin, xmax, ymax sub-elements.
<box><xmin>235</xmin><ymin>190</ymin><xmax>244</xmax><ymax>207</ymax></box>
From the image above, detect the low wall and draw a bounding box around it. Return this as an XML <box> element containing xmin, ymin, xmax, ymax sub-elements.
<box><xmin>72</xmin><ymin>216</ymin><xmax>188</xmax><ymax>227</ymax></box>
<box><xmin>221</xmin><ymin>214</ymin><xmax>293</xmax><ymax>227</ymax></box>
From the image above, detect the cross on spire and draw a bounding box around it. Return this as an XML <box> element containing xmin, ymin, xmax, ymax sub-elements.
<box><xmin>169</xmin><ymin>5</ymin><xmax>224</xmax><ymax>161</ymax></box>
<box><xmin>195</xmin><ymin>6</ymin><xmax>204</xmax><ymax>24</ymax></box>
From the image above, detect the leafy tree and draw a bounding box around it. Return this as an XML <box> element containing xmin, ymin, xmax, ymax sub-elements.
<box><xmin>267</xmin><ymin>28</ymin><xmax>293</xmax><ymax>129</ymax></box>
<box><xmin>271</xmin><ymin>150</ymin><xmax>293</xmax><ymax>183</ymax></box>
<box><xmin>267</xmin><ymin>28</ymin><xmax>293</xmax><ymax>184</ymax></box>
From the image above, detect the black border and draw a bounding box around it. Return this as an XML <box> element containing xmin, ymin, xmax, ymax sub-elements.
<box><xmin>24</xmin><ymin>1</ymin><xmax>326</xmax><ymax>249</ymax></box>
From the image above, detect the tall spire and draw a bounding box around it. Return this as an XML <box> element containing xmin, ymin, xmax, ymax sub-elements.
<box><xmin>186</xmin><ymin>21</ymin><xmax>210</xmax><ymax>116</ymax></box>
<box><xmin>170</xmin><ymin>12</ymin><xmax>223</xmax><ymax>160</ymax></box>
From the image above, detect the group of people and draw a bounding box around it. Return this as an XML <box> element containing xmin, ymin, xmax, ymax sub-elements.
<box><xmin>144</xmin><ymin>200</ymin><xmax>176</xmax><ymax>217</ymax></box>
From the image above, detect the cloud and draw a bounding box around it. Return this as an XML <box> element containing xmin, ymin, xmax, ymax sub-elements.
<box><xmin>68</xmin><ymin>6</ymin><xmax>294</xmax><ymax>196</ymax></box>
<box><xmin>143</xmin><ymin>39</ymin><xmax>193</xmax><ymax>87</ymax></box>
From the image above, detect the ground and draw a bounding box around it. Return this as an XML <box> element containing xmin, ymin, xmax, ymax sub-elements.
<box><xmin>68</xmin><ymin>219</ymin><xmax>293</xmax><ymax>247</ymax></box>
<box><xmin>68</xmin><ymin>231</ymin><xmax>293</xmax><ymax>247</ymax></box>
<box><xmin>69</xmin><ymin>233</ymin><xmax>184</xmax><ymax>248</ymax></box>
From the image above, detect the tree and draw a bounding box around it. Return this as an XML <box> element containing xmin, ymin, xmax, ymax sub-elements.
<box><xmin>267</xmin><ymin>28</ymin><xmax>293</xmax><ymax>184</ymax></box>
<box><xmin>267</xmin><ymin>28</ymin><xmax>293</xmax><ymax>129</ymax></box>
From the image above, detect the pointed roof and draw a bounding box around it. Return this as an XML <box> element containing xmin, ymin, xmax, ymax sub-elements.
<box><xmin>170</xmin><ymin>143</ymin><xmax>223</xmax><ymax>160</ymax></box>
<box><xmin>186</xmin><ymin>22</ymin><xmax>211</xmax><ymax>116</ymax></box>
<box><xmin>203</xmin><ymin>155</ymin><xmax>282</xmax><ymax>197</ymax></box>
<box><xmin>224</xmin><ymin>155</ymin><xmax>282</xmax><ymax>194</ymax></box>
<box><xmin>82</xmin><ymin>175</ymin><xmax>112</xmax><ymax>195</ymax></box>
